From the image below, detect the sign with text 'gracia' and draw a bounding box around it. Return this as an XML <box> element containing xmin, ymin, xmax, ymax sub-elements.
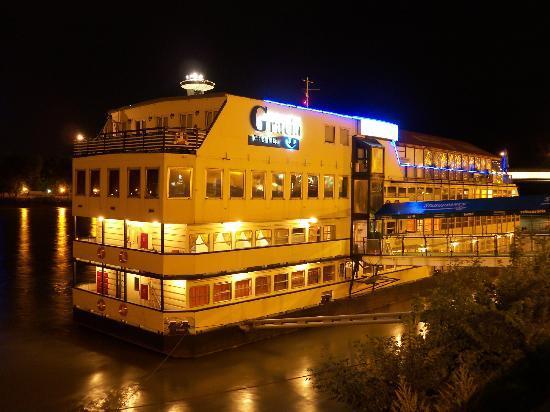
<box><xmin>248</xmin><ymin>105</ymin><xmax>301</xmax><ymax>150</ymax></box>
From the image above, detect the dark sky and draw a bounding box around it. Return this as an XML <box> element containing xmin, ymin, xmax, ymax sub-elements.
<box><xmin>2</xmin><ymin>6</ymin><xmax>549</xmax><ymax>168</ymax></box>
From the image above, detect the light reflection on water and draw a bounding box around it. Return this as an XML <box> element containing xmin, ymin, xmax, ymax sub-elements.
<box><xmin>0</xmin><ymin>206</ymin><xmax>414</xmax><ymax>411</ymax></box>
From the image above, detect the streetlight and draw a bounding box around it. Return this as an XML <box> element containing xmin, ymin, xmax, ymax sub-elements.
<box><xmin>76</xmin><ymin>133</ymin><xmax>85</xmax><ymax>142</ymax></box>
<box><xmin>58</xmin><ymin>185</ymin><xmax>66</xmax><ymax>194</ymax></box>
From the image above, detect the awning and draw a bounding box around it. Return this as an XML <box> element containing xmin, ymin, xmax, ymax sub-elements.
<box><xmin>375</xmin><ymin>195</ymin><xmax>550</xmax><ymax>219</ymax></box>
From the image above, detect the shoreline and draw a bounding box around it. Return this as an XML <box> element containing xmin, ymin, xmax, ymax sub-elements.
<box><xmin>0</xmin><ymin>197</ymin><xmax>71</xmax><ymax>207</ymax></box>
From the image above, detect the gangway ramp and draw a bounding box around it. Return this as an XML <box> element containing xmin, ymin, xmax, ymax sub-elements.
<box><xmin>240</xmin><ymin>311</ymin><xmax>410</xmax><ymax>331</ymax></box>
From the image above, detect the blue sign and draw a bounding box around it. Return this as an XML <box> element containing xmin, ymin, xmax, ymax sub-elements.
<box><xmin>248</xmin><ymin>134</ymin><xmax>300</xmax><ymax>150</ymax></box>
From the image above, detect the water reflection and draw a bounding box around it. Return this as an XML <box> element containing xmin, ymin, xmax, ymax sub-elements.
<box><xmin>1</xmin><ymin>206</ymin><xmax>416</xmax><ymax>412</ymax></box>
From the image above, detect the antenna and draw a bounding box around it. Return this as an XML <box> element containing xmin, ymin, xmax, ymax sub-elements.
<box><xmin>302</xmin><ymin>76</ymin><xmax>319</xmax><ymax>107</ymax></box>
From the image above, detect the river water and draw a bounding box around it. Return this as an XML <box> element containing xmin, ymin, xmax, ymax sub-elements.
<box><xmin>0</xmin><ymin>206</ymin><xmax>409</xmax><ymax>411</ymax></box>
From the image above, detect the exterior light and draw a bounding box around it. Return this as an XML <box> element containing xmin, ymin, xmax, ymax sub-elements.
<box><xmin>500</xmin><ymin>151</ymin><xmax>506</xmax><ymax>156</ymax></box>
<box><xmin>223</xmin><ymin>221</ymin><xmax>242</xmax><ymax>232</ymax></box>
<box><xmin>58</xmin><ymin>186</ymin><xmax>66</xmax><ymax>194</ymax></box>
<box><xmin>450</xmin><ymin>241</ymin><xmax>459</xmax><ymax>248</ymax></box>
<box><xmin>76</xmin><ymin>133</ymin><xmax>85</xmax><ymax>142</ymax></box>
<box><xmin>308</xmin><ymin>217</ymin><xmax>318</xmax><ymax>224</ymax></box>
<box><xmin>46</xmin><ymin>189</ymin><xmax>52</xmax><ymax>194</ymax></box>
<box><xmin>98</xmin><ymin>216</ymin><xmax>104</xmax><ymax>222</ymax></box>
<box><xmin>21</xmin><ymin>186</ymin><xmax>29</xmax><ymax>194</ymax></box>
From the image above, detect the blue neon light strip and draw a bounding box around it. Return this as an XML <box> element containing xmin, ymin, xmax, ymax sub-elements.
<box><xmin>390</xmin><ymin>140</ymin><xmax>505</xmax><ymax>176</ymax></box>
<box><xmin>264</xmin><ymin>99</ymin><xmax>397</xmax><ymax>127</ymax></box>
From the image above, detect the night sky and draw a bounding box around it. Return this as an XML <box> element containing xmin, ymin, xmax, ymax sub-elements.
<box><xmin>3</xmin><ymin>7</ymin><xmax>549</xmax><ymax>168</ymax></box>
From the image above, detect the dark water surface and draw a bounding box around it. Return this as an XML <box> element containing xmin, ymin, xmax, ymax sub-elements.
<box><xmin>0</xmin><ymin>206</ymin><xmax>408</xmax><ymax>411</ymax></box>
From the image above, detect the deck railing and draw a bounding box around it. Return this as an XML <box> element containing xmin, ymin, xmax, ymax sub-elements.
<box><xmin>73</xmin><ymin>127</ymin><xmax>208</xmax><ymax>157</ymax></box>
<box><xmin>356</xmin><ymin>233</ymin><xmax>550</xmax><ymax>257</ymax></box>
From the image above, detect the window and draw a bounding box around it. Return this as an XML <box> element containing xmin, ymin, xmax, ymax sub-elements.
<box><xmin>323</xmin><ymin>265</ymin><xmax>335</xmax><ymax>282</ymax></box>
<box><xmin>168</xmin><ymin>168</ymin><xmax>191</xmax><ymax>198</ymax></box>
<box><xmin>309</xmin><ymin>225</ymin><xmax>321</xmax><ymax>242</ymax></box>
<box><xmin>179</xmin><ymin>113</ymin><xmax>193</xmax><ymax>128</ymax></box>
<box><xmin>134</xmin><ymin>276</ymin><xmax>140</xmax><ymax>291</ymax></box>
<box><xmin>128</xmin><ymin>168</ymin><xmax>141</xmax><ymax>198</ymax></box>
<box><xmin>235</xmin><ymin>279</ymin><xmax>252</xmax><ymax>299</ymax></box>
<box><xmin>371</xmin><ymin>148</ymin><xmax>384</xmax><ymax>174</ymax></box>
<box><xmin>307</xmin><ymin>175</ymin><xmax>319</xmax><ymax>198</ymax></box>
<box><xmin>291</xmin><ymin>227</ymin><xmax>306</xmax><ymax>243</ymax></box>
<box><xmin>189</xmin><ymin>285</ymin><xmax>209</xmax><ymax>307</ymax></box>
<box><xmin>290</xmin><ymin>173</ymin><xmax>302</xmax><ymax>198</ymax></box>
<box><xmin>275</xmin><ymin>228</ymin><xmax>289</xmax><ymax>245</ymax></box>
<box><xmin>230</xmin><ymin>170</ymin><xmax>245</xmax><ymax>198</ymax></box>
<box><xmin>291</xmin><ymin>271</ymin><xmax>306</xmax><ymax>288</ymax></box>
<box><xmin>252</xmin><ymin>171</ymin><xmax>265</xmax><ymax>199</ymax></box>
<box><xmin>214</xmin><ymin>232</ymin><xmax>232</xmax><ymax>251</ymax></box>
<box><xmin>76</xmin><ymin>170</ymin><xmax>86</xmax><ymax>196</ymax></box>
<box><xmin>190</xmin><ymin>233</ymin><xmax>209</xmax><ymax>253</ymax></box>
<box><xmin>90</xmin><ymin>169</ymin><xmax>100</xmax><ymax>197</ymax></box>
<box><xmin>235</xmin><ymin>230</ymin><xmax>253</xmax><ymax>249</ymax></box>
<box><xmin>255</xmin><ymin>229</ymin><xmax>272</xmax><ymax>247</ymax></box>
<box><xmin>324</xmin><ymin>175</ymin><xmax>334</xmax><ymax>198</ymax></box>
<box><xmin>340</xmin><ymin>128</ymin><xmax>350</xmax><ymax>146</ymax></box>
<box><xmin>205</xmin><ymin>110</ymin><xmax>218</xmax><ymax>128</ymax></box>
<box><xmin>145</xmin><ymin>168</ymin><xmax>159</xmax><ymax>198</ymax></box>
<box><xmin>213</xmin><ymin>282</ymin><xmax>231</xmax><ymax>303</ymax></box>
<box><xmin>323</xmin><ymin>225</ymin><xmax>336</xmax><ymax>240</ymax></box>
<box><xmin>338</xmin><ymin>176</ymin><xmax>349</xmax><ymax>198</ymax></box>
<box><xmin>255</xmin><ymin>276</ymin><xmax>271</xmax><ymax>295</ymax></box>
<box><xmin>324</xmin><ymin>125</ymin><xmax>335</xmax><ymax>143</ymax></box>
<box><xmin>271</xmin><ymin>172</ymin><xmax>284</xmax><ymax>199</ymax></box>
<box><xmin>339</xmin><ymin>263</ymin><xmax>346</xmax><ymax>279</ymax></box>
<box><xmin>398</xmin><ymin>187</ymin><xmax>407</xmax><ymax>198</ymax></box>
<box><xmin>108</xmin><ymin>169</ymin><xmax>119</xmax><ymax>197</ymax></box>
<box><xmin>386</xmin><ymin>186</ymin><xmax>397</xmax><ymax>198</ymax></box>
<box><xmin>308</xmin><ymin>268</ymin><xmax>320</xmax><ymax>285</ymax></box>
<box><xmin>274</xmin><ymin>273</ymin><xmax>288</xmax><ymax>291</ymax></box>
<box><xmin>206</xmin><ymin>169</ymin><xmax>222</xmax><ymax>198</ymax></box>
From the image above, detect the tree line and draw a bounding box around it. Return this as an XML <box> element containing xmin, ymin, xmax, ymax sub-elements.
<box><xmin>0</xmin><ymin>154</ymin><xmax>71</xmax><ymax>196</ymax></box>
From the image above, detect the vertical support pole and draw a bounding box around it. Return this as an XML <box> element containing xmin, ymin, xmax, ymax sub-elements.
<box><xmin>401</xmin><ymin>236</ymin><xmax>405</xmax><ymax>256</ymax></box>
<box><xmin>161</xmin><ymin>223</ymin><xmax>165</xmax><ymax>254</ymax></box>
<box><xmin>160</xmin><ymin>278</ymin><xmax>165</xmax><ymax>311</ymax></box>
<box><xmin>494</xmin><ymin>235</ymin><xmax>498</xmax><ymax>256</ymax></box>
<box><xmin>124</xmin><ymin>270</ymin><xmax>127</xmax><ymax>302</ymax></box>
<box><xmin>101</xmin><ymin>219</ymin><xmax>105</xmax><ymax>246</ymax></box>
<box><xmin>124</xmin><ymin>219</ymin><xmax>127</xmax><ymax>249</ymax></box>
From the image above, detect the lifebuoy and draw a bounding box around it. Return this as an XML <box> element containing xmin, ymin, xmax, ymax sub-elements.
<box><xmin>97</xmin><ymin>298</ymin><xmax>106</xmax><ymax>311</ymax></box>
<box><xmin>97</xmin><ymin>246</ymin><xmax>105</xmax><ymax>259</ymax></box>
<box><xmin>119</xmin><ymin>250</ymin><xmax>128</xmax><ymax>263</ymax></box>
<box><xmin>118</xmin><ymin>303</ymin><xmax>128</xmax><ymax>316</ymax></box>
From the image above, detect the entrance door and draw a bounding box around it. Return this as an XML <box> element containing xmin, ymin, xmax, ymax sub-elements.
<box><xmin>140</xmin><ymin>232</ymin><xmax>149</xmax><ymax>249</ymax></box>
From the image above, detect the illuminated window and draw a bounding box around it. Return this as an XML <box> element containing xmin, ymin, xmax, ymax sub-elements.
<box><xmin>398</xmin><ymin>187</ymin><xmax>407</xmax><ymax>198</ymax></box>
<box><xmin>386</xmin><ymin>186</ymin><xmax>397</xmax><ymax>198</ymax></box>
<box><xmin>252</xmin><ymin>171</ymin><xmax>265</xmax><ymax>199</ymax></box>
<box><xmin>190</xmin><ymin>233</ymin><xmax>209</xmax><ymax>253</ymax></box>
<box><xmin>291</xmin><ymin>270</ymin><xmax>305</xmax><ymax>288</ymax></box>
<box><xmin>206</xmin><ymin>169</ymin><xmax>222</xmax><ymax>198</ymax></box>
<box><xmin>275</xmin><ymin>228</ymin><xmax>289</xmax><ymax>245</ymax></box>
<box><xmin>307</xmin><ymin>175</ymin><xmax>319</xmax><ymax>198</ymax></box>
<box><xmin>340</xmin><ymin>128</ymin><xmax>350</xmax><ymax>146</ymax></box>
<box><xmin>324</xmin><ymin>125</ymin><xmax>335</xmax><ymax>143</ymax></box>
<box><xmin>213</xmin><ymin>282</ymin><xmax>231</xmax><ymax>303</ymax></box>
<box><xmin>76</xmin><ymin>170</ymin><xmax>86</xmax><ymax>196</ymax></box>
<box><xmin>128</xmin><ymin>168</ymin><xmax>141</xmax><ymax>198</ymax></box>
<box><xmin>308</xmin><ymin>268</ymin><xmax>320</xmax><ymax>285</ymax></box>
<box><xmin>323</xmin><ymin>225</ymin><xmax>336</xmax><ymax>241</ymax></box>
<box><xmin>271</xmin><ymin>172</ymin><xmax>284</xmax><ymax>199</ymax></box>
<box><xmin>291</xmin><ymin>227</ymin><xmax>306</xmax><ymax>243</ymax></box>
<box><xmin>90</xmin><ymin>169</ymin><xmax>100</xmax><ymax>197</ymax></box>
<box><xmin>255</xmin><ymin>275</ymin><xmax>271</xmax><ymax>295</ymax></box>
<box><xmin>424</xmin><ymin>150</ymin><xmax>433</xmax><ymax>166</ymax></box>
<box><xmin>323</xmin><ymin>265</ymin><xmax>335</xmax><ymax>282</ymax></box>
<box><xmin>309</xmin><ymin>225</ymin><xmax>321</xmax><ymax>242</ymax></box>
<box><xmin>168</xmin><ymin>168</ymin><xmax>191</xmax><ymax>198</ymax></box>
<box><xmin>323</xmin><ymin>175</ymin><xmax>334</xmax><ymax>198</ymax></box>
<box><xmin>371</xmin><ymin>148</ymin><xmax>384</xmax><ymax>173</ymax></box>
<box><xmin>235</xmin><ymin>279</ymin><xmax>252</xmax><ymax>298</ymax></box>
<box><xmin>274</xmin><ymin>273</ymin><xmax>288</xmax><ymax>291</ymax></box>
<box><xmin>108</xmin><ymin>169</ymin><xmax>119</xmax><ymax>197</ymax></box>
<box><xmin>189</xmin><ymin>285</ymin><xmax>209</xmax><ymax>307</ymax></box>
<box><xmin>145</xmin><ymin>168</ymin><xmax>159</xmax><ymax>199</ymax></box>
<box><xmin>290</xmin><ymin>173</ymin><xmax>302</xmax><ymax>198</ymax></box>
<box><xmin>255</xmin><ymin>229</ymin><xmax>272</xmax><ymax>247</ymax></box>
<box><xmin>338</xmin><ymin>176</ymin><xmax>349</xmax><ymax>198</ymax></box>
<box><xmin>230</xmin><ymin>170</ymin><xmax>245</xmax><ymax>199</ymax></box>
<box><xmin>214</xmin><ymin>232</ymin><xmax>232</xmax><ymax>251</ymax></box>
<box><xmin>235</xmin><ymin>230</ymin><xmax>253</xmax><ymax>249</ymax></box>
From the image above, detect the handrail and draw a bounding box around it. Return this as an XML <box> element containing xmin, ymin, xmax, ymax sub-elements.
<box><xmin>73</xmin><ymin>126</ymin><xmax>208</xmax><ymax>157</ymax></box>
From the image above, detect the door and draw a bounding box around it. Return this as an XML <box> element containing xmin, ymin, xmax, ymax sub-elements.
<box><xmin>140</xmin><ymin>232</ymin><xmax>149</xmax><ymax>249</ymax></box>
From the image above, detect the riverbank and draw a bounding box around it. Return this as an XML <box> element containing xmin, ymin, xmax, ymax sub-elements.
<box><xmin>0</xmin><ymin>196</ymin><xmax>71</xmax><ymax>207</ymax></box>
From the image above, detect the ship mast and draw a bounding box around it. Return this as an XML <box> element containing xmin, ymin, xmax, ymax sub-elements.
<box><xmin>302</xmin><ymin>76</ymin><xmax>319</xmax><ymax>108</ymax></box>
